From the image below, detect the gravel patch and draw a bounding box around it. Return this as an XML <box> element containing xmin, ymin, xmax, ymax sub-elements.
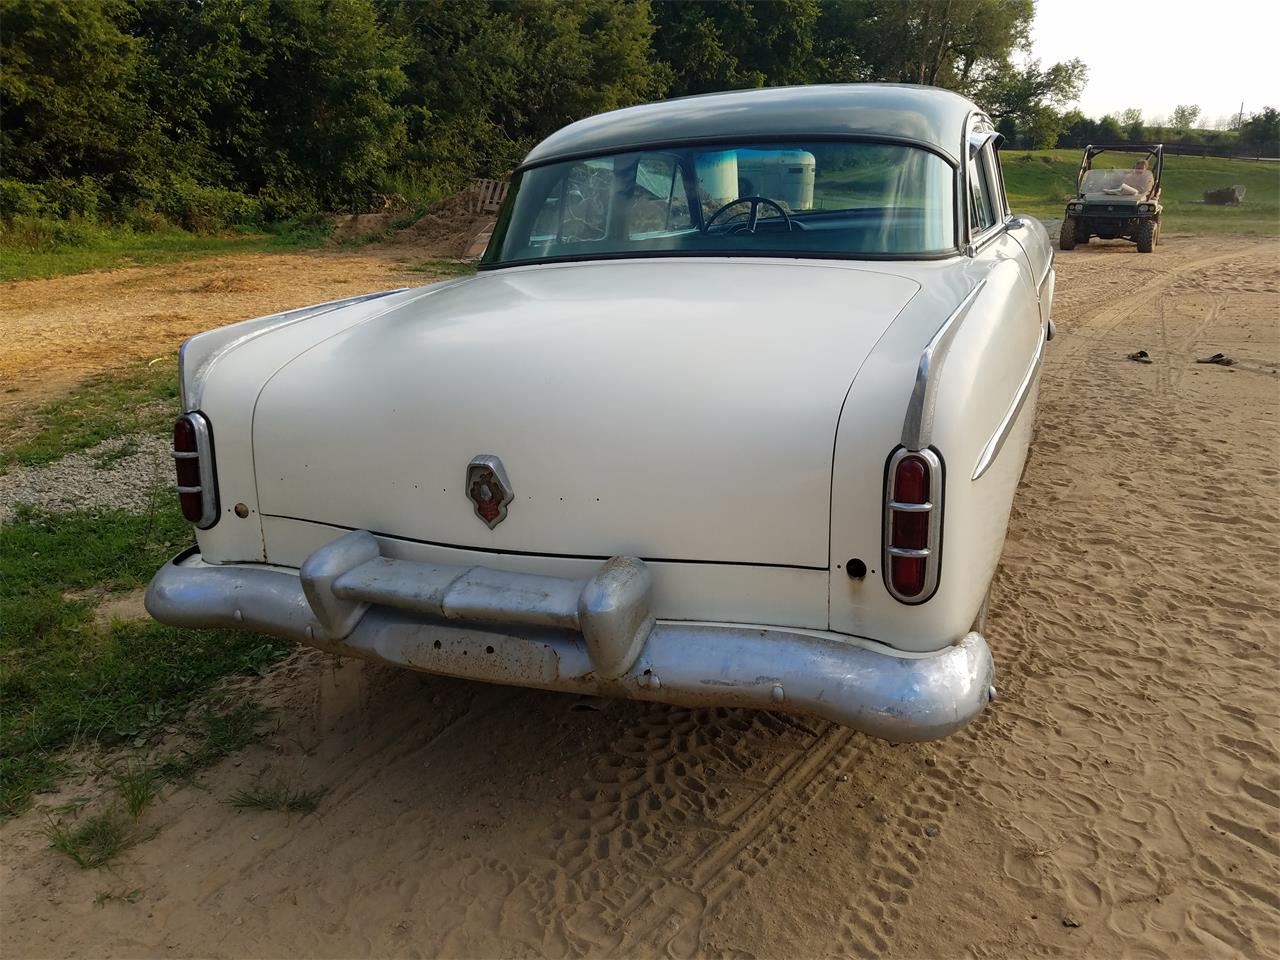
<box><xmin>0</xmin><ymin>433</ymin><xmax>171</xmax><ymax>523</ymax></box>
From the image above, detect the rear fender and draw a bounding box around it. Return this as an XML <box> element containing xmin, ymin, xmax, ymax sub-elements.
<box><xmin>829</xmin><ymin>259</ymin><xmax>1040</xmax><ymax>653</ymax></box>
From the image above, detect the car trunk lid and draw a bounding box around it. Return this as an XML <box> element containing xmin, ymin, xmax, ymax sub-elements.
<box><xmin>252</xmin><ymin>259</ymin><xmax>918</xmax><ymax>568</ymax></box>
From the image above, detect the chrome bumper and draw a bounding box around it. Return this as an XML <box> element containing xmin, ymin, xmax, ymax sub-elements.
<box><xmin>145</xmin><ymin>530</ymin><xmax>996</xmax><ymax>742</ymax></box>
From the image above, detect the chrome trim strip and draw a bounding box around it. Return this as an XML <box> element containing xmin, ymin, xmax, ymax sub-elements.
<box><xmin>887</xmin><ymin>546</ymin><xmax>931</xmax><ymax>558</ymax></box>
<box><xmin>901</xmin><ymin>281</ymin><xmax>986</xmax><ymax>451</ymax></box>
<box><xmin>145</xmin><ymin>542</ymin><xmax>996</xmax><ymax>742</ymax></box>
<box><xmin>888</xmin><ymin>500</ymin><xmax>933</xmax><ymax>513</ymax></box>
<box><xmin>1037</xmin><ymin>263</ymin><xmax>1053</xmax><ymax>301</ymax></box>
<box><xmin>171</xmin><ymin>450</ymin><xmax>200</xmax><ymax>460</ymax></box>
<box><xmin>883</xmin><ymin>447</ymin><xmax>944</xmax><ymax>604</ymax></box>
<box><xmin>972</xmin><ymin>337</ymin><xmax>1045</xmax><ymax>481</ymax></box>
<box><xmin>175</xmin><ymin>485</ymin><xmax>202</xmax><ymax>494</ymax></box>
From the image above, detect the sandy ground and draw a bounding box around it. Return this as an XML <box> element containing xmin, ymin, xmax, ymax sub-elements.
<box><xmin>1</xmin><ymin>234</ymin><xmax>1278</xmax><ymax>959</ymax></box>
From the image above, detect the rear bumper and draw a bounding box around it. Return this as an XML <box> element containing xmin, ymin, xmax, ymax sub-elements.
<box><xmin>146</xmin><ymin>530</ymin><xmax>996</xmax><ymax>742</ymax></box>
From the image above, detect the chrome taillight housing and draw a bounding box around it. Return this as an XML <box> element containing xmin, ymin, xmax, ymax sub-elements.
<box><xmin>172</xmin><ymin>412</ymin><xmax>219</xmax><ymax>529</ymax></box>
<box><xmin>883</xmin><ymin>448</ymin><xmax>942</xmax><ymax>603</ymax></box>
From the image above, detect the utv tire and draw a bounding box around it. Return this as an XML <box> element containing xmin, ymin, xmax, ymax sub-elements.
<box><xmin>1059</xmin><ymin>217</ymin><xmax>1077</xmax><ymax>250</ymax></box>
<box><xmin>1137</xmin><ymin>219</ymin><xmax>1156</xmax><ymax>253</ymax></box>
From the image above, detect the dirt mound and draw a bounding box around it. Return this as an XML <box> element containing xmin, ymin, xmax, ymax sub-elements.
<box><xmin>330</xmin><ymin>210</ymin><xmax>403</xmax><ymax>243</ymax></box>
<box><xmin>395</xmin><ymin>190</ymin><xmax>490</xmax><ymax>257</ymax></box>
<box><xmin>328</xmin><ymin>189</ymin><xmax>494</xmax><ymax>258</ymax></box>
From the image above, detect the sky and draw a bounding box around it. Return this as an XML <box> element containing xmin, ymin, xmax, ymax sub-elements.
<box><xmin>1029</xmin><ymin>0</ymin><xmax>1280</xmax><ymax>126</ymax></box>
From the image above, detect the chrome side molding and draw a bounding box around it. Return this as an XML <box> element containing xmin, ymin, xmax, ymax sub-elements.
<box><xmin>901</xmin><ymin>280</ymin><xmax>987</xmax><ymax>452</ymax></box>
<box><xmin>972</xmin><ymin>336</ymin><xmax>1045</xmax><ymax>481</ymax></box>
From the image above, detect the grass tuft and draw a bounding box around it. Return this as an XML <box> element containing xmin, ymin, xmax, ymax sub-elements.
<box><xmin>45</xmin><ymin>808</ymin><xmax>153</xmax><ymax>869</ymax></box>
<box><xmin>228</xmin><ymin>778</ymin><xmax>327</xmax><ymax>815</ymax></box>
<box><xmin>91</xmin><ymin>438</ymin><xmax>141</xmax><ymax>470</ymax></box>
<box><xmin>153</xmin><ymin>702</ymin><xmax>273</xmax><ymax>784</ymax></box>
<box><xmin>112</xmin><ymin>764</ymin><xmax>162</xmax><ymax>818</ymax></box>
<box><xmin>94</xmin><ymin>888</ymin><xmax>144</xmax><ymax>906</ymax></box>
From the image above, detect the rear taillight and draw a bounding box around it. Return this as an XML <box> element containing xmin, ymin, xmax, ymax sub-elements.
<box><xmin>884</xmin><ymin>448</ymin><xmax>942</xmax><ymax>603</ymax></box>
<box><xmin>172</xmin><ymin>412</ymin><xmax>218</xmax><ymax>528</ymax></box>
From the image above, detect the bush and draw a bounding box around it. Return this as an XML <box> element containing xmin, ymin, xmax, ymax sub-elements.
<box><xmin>39</xmin><ymin>177</ymin><xmax>109</xmax><ymax>220</ymax></box>
<box><xmin>124</xmin><ymin>201</ymin><xmax>172</xmax><ymax>234</ymax></box>
<box><xmin>0</xmin><ymin>215</ymin><xmax>96</xmax><ymax>252</ymax></box>
<box><xmin>256</xmin><ymin>187</ymin><xmax>322</xmax><ymax>224</ymax></box>
<box><xmin>157</xmin><ymin>181</ymin><xmax>263</xmax><ymax>232</ymax></box>
<box><xmin>0</xmin><ymin>180</ymin><xmax>48</xmax><ymax>218</ymax></box>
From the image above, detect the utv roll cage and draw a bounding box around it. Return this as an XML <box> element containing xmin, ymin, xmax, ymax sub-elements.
<box><xmin>1076</xmin><ymin>143</ymin><xmax>1164</xmax><ymax>200</ymax></box>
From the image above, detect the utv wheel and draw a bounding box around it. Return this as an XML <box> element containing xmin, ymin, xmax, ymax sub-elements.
<box><xmin>1059</xmin><ymin>217</ymin><xmax>1077</xmax><ymax>250</ymax></box>
<box><xmin>1137</xmin><ymin>219</ymin><xmax>1156</xmax><ymax>253</ymax></box>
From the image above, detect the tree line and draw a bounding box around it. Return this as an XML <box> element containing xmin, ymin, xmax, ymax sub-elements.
<box><xmin>2</xmin><ymin>0</ymin><xmax>1275</xmax><ymax>231</ymax></box>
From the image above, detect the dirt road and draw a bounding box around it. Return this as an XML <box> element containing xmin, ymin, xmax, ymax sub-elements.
<box><xmin>2</xmin><ymin>235</ymin><xmax>1278</xmax><ymax>958</ymax></box>
<box><xmin>0</xmin><ymin>248</ymin><xmax>433</xmax><ymax>423</ymax></box>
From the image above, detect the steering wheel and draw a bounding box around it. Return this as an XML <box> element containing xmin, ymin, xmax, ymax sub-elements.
<box><xmin>704</xmin><ymin>196</ymin><xmax>794</xmax><ymax>234</ymax></box>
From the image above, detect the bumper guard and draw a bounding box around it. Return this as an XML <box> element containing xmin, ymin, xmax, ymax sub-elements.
<box><xmin>146</xmin><ymin>530</ymin><xmax>996</xmax><ymax>741</ymax></box>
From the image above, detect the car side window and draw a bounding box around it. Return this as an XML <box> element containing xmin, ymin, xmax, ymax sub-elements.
<box><xmin>560</xmin><ymin>159</ymin><xmax>614</xmax><ymax>242</ymax></box>
<box><xmin>968</xmin><ymin>151</ymin><xmax>996</xmax><ymax>235</ymax></box>
<box><xmin>629</xmin><ymin>155</ymin><xmax>693</xmax><ymax>237</ymax></box>
<box><xmin>529</xmin><ymin>180</ymin><xmax>563</xmax><ymax>241</ymax></box>
<box><xmin>984</xmin><ymin>145</ymin><xmax>1011</xmax><ymax>220</ymax></box>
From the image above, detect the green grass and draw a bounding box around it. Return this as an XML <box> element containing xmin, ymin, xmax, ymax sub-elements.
<box><xmin>406</xmin><ymin>259</ymin><xmax>477</xmax><ymax>277</ymax></box>
<box><xmin>45</xmin><ymin>807</ymin><xmax>154</xmax><ymax>869</ymax></box>
<box><xmin>0</xmin><ymin>504</ymin><xmax>289</xmax><ymax>817</ymax></box>
<box><xmin>228</xmin><ymin>777</ymin><xmax>327</xmax><ymax>815</ymax></box>
<box><xmin>0</xmin><ymin>219</ymin><xmax>332</xmax><ymax>282</ymax></box>
<box><xmin>94</xmin><ymin>887</ymin><xmax>144</xmax><ymax>906</ymax></box>
<box><xmin>0</xmin><ymin>361</ymin><xmax>179</xmax><ymax>471</ymax></box>
<box><xmin>112</xmin><ymin>764</ymin><xmax>162</xmax><ymax>818</ymax></box>
<box><xmin>1001</xmin><ymin>151</ymin><xmax>1280</xmax><ymax>234</ymax></box>
<box><xmin>152</xmin><ymin>701</ymin><xmax>273</xmax><ymax>784</ymax></box>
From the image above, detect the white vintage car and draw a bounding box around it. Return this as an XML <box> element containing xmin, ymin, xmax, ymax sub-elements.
<box><xmin>147</xmin><ymin>85</ymin><xmax>1054</xmax><ymax>742</ymax></box>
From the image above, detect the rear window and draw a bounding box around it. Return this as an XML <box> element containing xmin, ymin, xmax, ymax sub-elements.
<box><xmin>482</xmin><ymin>140</ymin><xmax>956</xmax><ymax>267</ymax></box>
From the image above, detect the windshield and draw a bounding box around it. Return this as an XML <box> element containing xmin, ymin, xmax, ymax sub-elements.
<box><xmin>482</xmin><ymin>140</ymin><xmax>956</xmax><ymax>267</ymax></box>
<box><xmin>1080</xmin><ymin>165</ymin><xmax>1155</xmax><ymax>199</ymax></box>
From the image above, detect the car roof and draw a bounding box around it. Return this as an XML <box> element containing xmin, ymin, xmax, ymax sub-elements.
<box><xmin>521</xmin><ymin>84</ymin><xmax>983</xmax><ymax>169</ymax></box>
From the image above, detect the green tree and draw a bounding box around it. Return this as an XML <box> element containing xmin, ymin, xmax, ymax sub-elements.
<box><xmin>246</xmin><ymin>0</ymin><xmax>408</xmax><ymax>211</ymax></box>
<box><xmin>651</xmin><ymin>0</ymin><xmax>820</xmax><ymax>97</ymax></box>
<box><xmin>1239</xmin><ymin>107</ymin><xmax>1280</xmax><ymax>156</ymax></box>
<box><xmin>977</xmin><ymin>57</ymin><xmax>1087</xmax><ymax>148</ymax></box>
<box><xmin>1169</xmin><ymin>104</ymin><xmax>1201</xmax><ymax>133</ymax></box>
<box><xmin>0</xmin><ymin>0</ymin><xmax>162</xmax><ymax>211</ymax></box>
<box><xmin>387</xmin><ymin>0</ymin><xmax>667</xmax><ymax>188</ymax></box>
<box><xmin>128</xmin><ymin>0</ymin><xmax>271</xmax><ymax>192</ymax></box>
<box><xmin>846</xmin><ymin>0</ymin><xmax>1033</xmax><ymax>91</ymax></box>
<box><xmin>1116</xmin><ymin>107</ymin><xmax>1145</xmax><ymax>142</ymax></box>
<box><xmin>1095</xmin><ymin>114</ymin><xmax>1124</xmax><ymax>142</ymax></box>
<box><xmin>1058</xmin><ymin>109</ymin><xmax>1095</xmax><ymax>145</ymax></box>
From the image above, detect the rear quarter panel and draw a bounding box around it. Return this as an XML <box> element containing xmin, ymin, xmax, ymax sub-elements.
<box><xmin>828</xmin><ymin>256</ymin><xmax>1043</xmax><ymax>652</ymax></box>
<box><xmin>185</xmin><ymin>284</ymin><xmax>470</xmax><ymax>564</ymax></box>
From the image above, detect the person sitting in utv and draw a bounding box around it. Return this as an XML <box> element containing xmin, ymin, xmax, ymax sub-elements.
<box><xmin>1105</xmin><ymin>159</ymin><xmax>1154</xmax><ymax>198</ymax></box>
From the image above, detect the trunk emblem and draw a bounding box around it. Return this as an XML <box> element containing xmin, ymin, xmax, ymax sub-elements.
<box><xmin>466</xmin><ymin>455</ymin><xmax>514</xmax><ymax>528</ymax></box>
